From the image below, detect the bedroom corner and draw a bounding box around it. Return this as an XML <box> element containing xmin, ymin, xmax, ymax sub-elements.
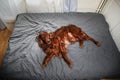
<box><xmin>0</xmin><ymin>0</ymin><xmax>120</xmax><ymax>80</ymax></box>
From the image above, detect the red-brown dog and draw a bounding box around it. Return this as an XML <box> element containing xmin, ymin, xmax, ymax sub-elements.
<box><xmin>37</xmin><ymin>24</ymin><xmax>100</xmax><ymax>68</ymax></box>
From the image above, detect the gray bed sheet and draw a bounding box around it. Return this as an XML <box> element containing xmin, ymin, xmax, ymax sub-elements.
<box><xmin>1</xmin><ymin>13</ymin><xmax>120</xmax><ymax>80</ymax></box>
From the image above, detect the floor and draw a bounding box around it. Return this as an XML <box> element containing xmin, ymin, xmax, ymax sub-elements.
<box><xmin>0</xmin><ymin>22</ymin><xmax>15</xmax><ymax>65</ymax></box>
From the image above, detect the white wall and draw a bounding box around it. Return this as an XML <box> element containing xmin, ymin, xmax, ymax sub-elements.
<box><xmin>77</xmin><ymin>0</ymin><xmax>102</xmax><ymax>12</ymax></box>
<box><xmin>26</xmin><ymin>0</ymin><xmax>102</xmax><ymax>13</ymax></box>
<box><xmin>0</xmin><ymin>0</ymin><xmax>13</xmax><ymax>22</ymax></box>
<box><xmin>26</xmin><ymin>0</ymin><xmax>64</xmax><ymax>13</ymax></box>
<box><xmin>0</xmin><ymin>0</ymin><xmax>26</xmax><ymax>23</ymax></box>
<box><xmin>0</xmin><ymin>0</ymin><xmax>103</xmax><ymax>22</ymax></box>
<box><xmin>102</xmin><ymin>0</ymin><xmax>120</xmax><ymax>51</ymax></box>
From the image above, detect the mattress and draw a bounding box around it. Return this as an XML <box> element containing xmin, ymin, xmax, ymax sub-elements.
<box><xmin>1</xmin><ymin>13</ymin><xmax>120</xmax><ymax>80</ymax></box>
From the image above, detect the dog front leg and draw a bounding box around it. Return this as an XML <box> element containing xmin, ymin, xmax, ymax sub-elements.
<box><xmin>60</xmin><ymin>43</ymin><xmax>72</xmax><ymax>68</ymax></box>
<box><xmin>79</xmin><ymin>40</ymin><xmax>84</xmax><ymax>48</ymax></box>
<box><xmin>62</xmin><ymin>53</ymin><xmax>72</xmax><ymax>68</ymax></box>
<box><xmin>41</xmin><ymin>53</ymin><xmax>55</xmax><ymax>68</ymax></box>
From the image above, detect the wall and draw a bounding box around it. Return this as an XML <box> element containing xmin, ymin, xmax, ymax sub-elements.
<box><xmin>102</xmin><ymin>0</ymin><xmax>120</xmax><ymax>51</ymax></box>
<box><xmin>0</xmin><ymin>0</ymin><xmax>103</xmax><ymax>23</ymax></box>
<box><xmin>0</xmin><ymin>0</ymin><xmax>13</xmax><ymax>22</ymax></box>
<box><xmin>0</xmin><ymin>0</ymin><xmax>26</xmax><ymax>23</ymax></box>
<box><xmin>26</xmin><ymin>0</ymin><xmax>64</xmax><ymax>13</ymax></box>
<box><xmin>77</xmin><ymin>0</ymin><xmax>102</xmax><ymax>12</ymax></box>
<box><xmin>26</xmin><ymin>0</ymin><xmax>102</xmax><ymax>13</ymax></box>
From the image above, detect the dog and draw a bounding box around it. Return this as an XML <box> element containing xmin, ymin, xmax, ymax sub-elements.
<box><xmin>37</xmin><ymin>24</ymin><xmax>101</xmax><ymax>68</ymax></box>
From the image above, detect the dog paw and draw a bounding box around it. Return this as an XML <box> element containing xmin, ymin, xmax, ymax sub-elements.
<box><xmin>57</xmin><ymin>53</ymin><xmax>62</xmax><ymax>58</ymax></box>
<box><xmin>79</xmin><ymin>45</ymin><xmax>83</xmax><ymax>48</ymax></box>
<box><xmin>41</xmin><ymin>64</ymin><xmax>46</xmax><ymax>69</ymax></box>
<box><xmin>96</xmin><ymin>42</ymin><xmax>101</xmax><ymax>47</ymax></box>
<box><xmin>68</xmin><ymin>62</ymin><xmax>73</xmax><ymax>68</ymax></box>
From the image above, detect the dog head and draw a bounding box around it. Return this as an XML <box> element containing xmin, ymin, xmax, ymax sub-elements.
<box><xmin>38</xmin><ymin>31</ymin><xmax>51</xmax><ymax>44</ymax></box>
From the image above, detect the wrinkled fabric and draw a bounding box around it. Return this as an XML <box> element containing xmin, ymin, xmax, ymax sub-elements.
<box><xmin>1</xmin><ymin>13</ymin><xmax>120</xmax><ymax>80</ymax></box>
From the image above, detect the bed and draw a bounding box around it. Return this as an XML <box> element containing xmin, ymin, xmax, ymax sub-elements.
<box><xmin>1</xmin><ymin>12</ymin><xmax>120</xmax><ymax>80</ymax></box>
